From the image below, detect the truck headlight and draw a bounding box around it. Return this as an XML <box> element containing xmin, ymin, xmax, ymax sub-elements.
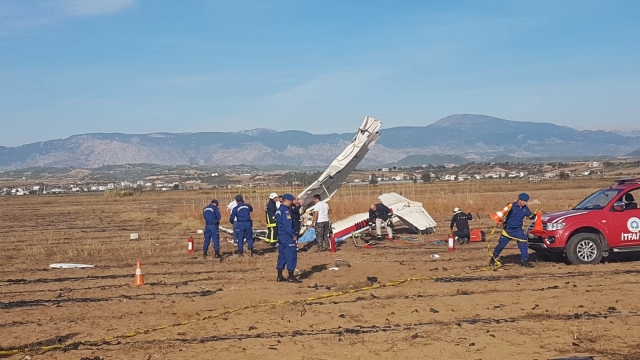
<box><xmin>546</xmin><ymin>222</ymin><xmax>565</xmax><ymax>231</ymax></box>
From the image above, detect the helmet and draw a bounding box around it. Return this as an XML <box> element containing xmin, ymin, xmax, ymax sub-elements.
<box><xmin>453</xmin><ymin>207</ymin><xmax>461</xmax><ymax>213</ymax></box>
<box><xmin>269</xmin><ymin>192</ymin><xmax>278</xmax><ymax>199</ymax></box>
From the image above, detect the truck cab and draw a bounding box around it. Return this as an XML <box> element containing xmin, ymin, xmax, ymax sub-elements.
<box><xmin>527</xmin><ymin>178</ymin><xmax>640</xmax><ymax>264</ymax></box>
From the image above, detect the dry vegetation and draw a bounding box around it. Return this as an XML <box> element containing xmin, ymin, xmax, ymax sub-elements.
<box><xmin>1</xmin><ymin>178</ymin><xmax>639</xmax><ymax>359</ymax></box>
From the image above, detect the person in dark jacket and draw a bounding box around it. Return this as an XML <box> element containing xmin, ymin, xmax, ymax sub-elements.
<box><xmin>203</xmin><ymin>199</ymin><xmax>221</xmax><ymax>259</ymax></box>
<box><xmin>265</xmin><ymin>193</ymin><xmax>279</xmax><ymax>244</ymax></box>
<box><xmin>450</xmin><ymin>207</ymin><xmax>473</xmax><ymax>244</ymax></box>
<box><xmin>369</xmin><ymin>203</ymin><xmax>393</xmax><ymax>240</ymax></box>
<box><xmin>290</xmin><ymin>196</ymin><xmax>302</xmax><ymax>239</ymax></box>
<box><xmin>230</xmin><ymin>194</ymin><xmax>254</xmax><ymax>257</ymax></box>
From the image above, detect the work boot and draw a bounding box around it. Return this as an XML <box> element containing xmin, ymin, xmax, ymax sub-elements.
<box><xmin>287</xmin><ymin>271</ymin><xmax>302</xmax><ymax>283</ymax></box>
<box><xmin>248</xmin><ymin>248</ymin><xmax>254</xmax><ymax>257</ymax></box>
<box><xmin>520</xmin><ymin>260</ymin><xmax>534</xmax><ymax>268</ymax></box>
<box><xmin>214</xmin><ymin>251</ymin><xmax>221</xmax><ymax>259</ymax></box>
<box><xmin>489</xmin><ymin>257</ymin><xmax>497</xmax><ymax>267</ymax></box>
<box><xmin>276</xmin><ymin>270</ymin><xmax>286</xmax><ymax>282</ymax></box>
<box><xmin>203</xmin><ymin>252</ymin><xmax>207</xmax><ymax>260</ymax></box>
<box><xmin>237</xmin><ymin>251</ymin><xmax>244</xmax><ymax>258</ymax></box>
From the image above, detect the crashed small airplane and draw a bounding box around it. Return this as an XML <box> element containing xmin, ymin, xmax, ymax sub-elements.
<box><xmin>221</xmin><ymin>116</ymin><xmax>438</xmax><ymax>244</ymax></box>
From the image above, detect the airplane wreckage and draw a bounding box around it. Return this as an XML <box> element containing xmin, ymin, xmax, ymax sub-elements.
<box><xmin>220</xmin><ymin>116</ymin><xmax>437</xmax><ymax>244</ymax></box>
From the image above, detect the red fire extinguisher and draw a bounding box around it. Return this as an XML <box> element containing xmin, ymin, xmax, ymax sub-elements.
<box><xmin>329</xmin><ymin>236</ymin><xmax>337</xmax><ymax>253</ymax></box>
<box><xmin>448</xmin><ymin>233</ymin><xmax>455</xmax><ymax>251</ymax></box>
<box><xmin>188</xmin><ymin>236</ymin><xmax>194</xmax><ymax>254</ymax></box>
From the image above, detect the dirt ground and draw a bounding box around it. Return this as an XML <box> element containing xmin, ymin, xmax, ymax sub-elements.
<box><xmin>2</xmin><ymin>186</ymin><xmax>640</xmax><ymax>360</ymax></box>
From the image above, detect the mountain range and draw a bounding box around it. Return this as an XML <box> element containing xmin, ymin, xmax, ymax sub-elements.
<box><xmin>1</xmin><ymin>114</ymin><xmax>639</xmax><ymax>170</ymax></box>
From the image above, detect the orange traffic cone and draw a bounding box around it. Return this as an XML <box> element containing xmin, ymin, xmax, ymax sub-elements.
<box><xmin>490</xmin><ymin>203</ymin><xmax>512</xmax><ymax>224</ymax></box>
<box><xmin>530</xmin><ymin>211</ymin><xmax>545</xmax><ymax>236</ymax></box>
<box><xmin>134</xmin><ymin>259</ymin><xmax>144</xmax><ymax>286</ymax></box>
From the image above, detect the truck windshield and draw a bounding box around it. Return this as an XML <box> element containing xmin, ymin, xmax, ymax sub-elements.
<box><xmin>574</xmin><ymin>189</ymin><xmax>621</xmax><ymax>210</ymax></box>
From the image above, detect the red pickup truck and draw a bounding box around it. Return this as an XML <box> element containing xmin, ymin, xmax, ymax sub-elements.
<box><xmin>527</xmin><ymin>178</ymin><xmax>640</xmax><ymax>264</ymax></box>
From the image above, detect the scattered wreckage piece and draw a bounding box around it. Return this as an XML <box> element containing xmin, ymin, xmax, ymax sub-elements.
<box><xmin>219</xmin><ymin>226</ymin><xmax>268</xmax><ymax>242</ymax></box>
<box><xmin>49</xmin><ymin>263</ymin><xmax>95</xmax><ymax>269</ymax></box>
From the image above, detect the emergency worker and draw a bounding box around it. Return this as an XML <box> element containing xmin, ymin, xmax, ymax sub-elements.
<box><xmin>230</xmin><ymin>194</ymin><xmax>254</xmax><ymax>257</ymax></box>
<box><xmin>450</xmin><ymin>207</ymin><xmax>473</xmax><ymax>244</ymax></box>
<box><xmin>491</xmin><ymin>193</ymin><xmax>537</xmax><ymax>268</ymax></box>
<box><xmin>203</xmin><ymin>199</ymin><xmax>221</xmax><ymax>259</ymax></box>
<box><xmin>369</xmin><ymin>203</ymin><xmax>393</xmax><ymax>240</ymax></box>
<box><xmin>265</xmin><ymin>193</ymin><xmax>279</xmax><ymax>244</ymax></box>
<box><xmin>227</xmin><ymin>199</ymin><xmax>238</xmax><ymax>245</ymax></box>
<box><xmin>290</xmin><ymin>196</ymin><xmax>302</xmax><ymax>239</ymax></box>
<box><xmin>311</xmin><ymin>194</ymin><xmax>331</xmax><ymax>251</ymax></box>
<box><xmin>276</xmin><ymin>194</ymin><xmax>301</xmax><ymax>283</ymax></box>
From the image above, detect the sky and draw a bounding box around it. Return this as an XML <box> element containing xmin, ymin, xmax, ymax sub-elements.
<box><xmin>1</xmin><ymin>0</ymin><xmax>639</xmax><ymax>146</ymax></box>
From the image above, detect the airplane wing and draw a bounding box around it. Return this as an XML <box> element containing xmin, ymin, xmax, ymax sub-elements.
<box><xmin>379</xmin><ymin>192</ymin><xmax>437</xmax><ymax>234</ymax></box>
<box><xmin>297</xmin><ymin>116</ymin><xmax>382</xmax><ymax>208</ymax></box>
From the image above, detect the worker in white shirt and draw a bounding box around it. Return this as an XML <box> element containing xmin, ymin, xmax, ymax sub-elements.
<box><xmin>310</xmin><ymin>194</ymin><xmax>331</xmax><ymax>252</ymax></box>
<box><xmin>227</xmin><ymin>199</ymin><xmax>238</xmax><ymax>244</ymax></box>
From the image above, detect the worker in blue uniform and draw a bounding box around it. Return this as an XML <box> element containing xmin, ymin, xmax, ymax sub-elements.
<box><xmin>203</xmin><ymin>199</ymin><xmax>221</xmax><ymax>260</ymax></box>
<box><xmin>229</xmin><ymin>194</ymin><xmax>254</xmax><ymax>257</ymax></box>
<box><xmin>275</xmin><ymin>194</ymin><xmax>301</xmax><ymax>283</ymax></box>
<box><xmin>491</xmin><ymin>193</ymin><xmax>537</xmax><ymax>268</ymax></box>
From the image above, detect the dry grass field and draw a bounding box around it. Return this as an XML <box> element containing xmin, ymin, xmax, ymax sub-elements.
<box><xmin>2</xmin><ymin>178</ymin><xmax>640</xmax><ymax>359</ymax></box>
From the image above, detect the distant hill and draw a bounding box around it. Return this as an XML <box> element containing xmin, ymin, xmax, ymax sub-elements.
<box><xmin>628</xmin><ymin>149</ymin><xmax>640</xmax><ymax>158</ymax></box>
<box><xmin>1</xmin><ymin>114</ymin><xmax>637</xmax><ymax>170</ymax></box>
<box><xmin>489</xmin><ymin>155</ymin><xmax>615</xmax><ymax>164</ymax></box>
<box><xmin>392</xmin><ymin>154</ymin><xmax>472</xmax><ymax>166</ymax></box>
<box><xmin>612</xmin><ymin>128</ymin><xmax>640</xmax><ymax>137</ymax></box>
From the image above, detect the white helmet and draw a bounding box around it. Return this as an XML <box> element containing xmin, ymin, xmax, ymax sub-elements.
<box><xmin>453</xmin><ymin>207</ymin><xmax>461</xmax><ymax>213</ymax></box>
<box><xmin>269</xmin><ymin>192</ymin><xmax>278</xmax><ymax>199</ymax></box>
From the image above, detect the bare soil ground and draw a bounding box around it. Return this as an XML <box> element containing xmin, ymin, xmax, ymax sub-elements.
<box><xmin>2</xmin><ymin>181</ymin><xmax>640</xmax><ymax>360</ymax></box>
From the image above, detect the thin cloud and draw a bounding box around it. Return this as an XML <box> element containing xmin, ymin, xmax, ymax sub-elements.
<box><xmin>57</xmin><ymin>0</ymin><xmax>135</xmax><ymax>17</ymax></box>
<box><xmin>0</xmin><ymin>0</ymin><xmax>135</xmax><ymax>34</ymax></box>
<box><xmin>231</xmin><ymin>68</ymin><xmax>388</xmax><ymax>133</ymax></box>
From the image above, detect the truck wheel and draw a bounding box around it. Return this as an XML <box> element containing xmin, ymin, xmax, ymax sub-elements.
<box><xmin>566</xmin><ymin>234</ymin><xmax>603</xmax><ymax>265</ymax></box>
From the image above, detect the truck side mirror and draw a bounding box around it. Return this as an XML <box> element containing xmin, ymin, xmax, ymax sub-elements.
<box><xmin>613</xmin><ymin>201</ymin><xmax>625</xmax><ymax>212</ymax></box>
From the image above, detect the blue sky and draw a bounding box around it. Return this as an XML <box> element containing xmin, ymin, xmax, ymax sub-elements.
<box><xmin>1</xmin><ymin>0</ymin><xmax>639</xmax><ymax>146</ymax></box>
